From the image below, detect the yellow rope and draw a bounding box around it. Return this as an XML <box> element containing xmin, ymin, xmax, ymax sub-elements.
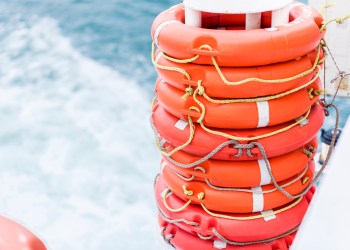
<box><xmin>200</xmin><ymin>196</ymin><xmax>303</xmax><ymax>221</ymax></box>
<box><xmin>182</xmin><ymin>185</ymin><xmax>193</xmax><ymax>196</ymax></box>
<box><xmin>189</xmin><ymin>80</ymin><xmax>313</xmax><ymax>141</ymax></box>
<box><xmin>153</xmin><ymin>41</ymin><xmax>323</xmax><ymax>86</ymax></box>
<box><xmin>154</xmin><ymin>87</ymin><xmax>313</xmax><ymax>158</ymax></box>
<box><xmin>157</xmin><ymin>115</ymin><xmax>196</xmax><ymax>157</ymax></box>
<box><xmin>187</xmin><ymin>68</ymin><xmax>321</xmax><ymax>104</ymax></box>
<box><xmin>154</xmin><ymin>93</ymin><xmax>312</xmax><ymax>158</ymax></box>
<box><xmin>198</xmin><ymin>109</ymin><xmax>311</xmax><ymax>141</ymax></box>
<box><xmin>320</xmin><ymin>2</ymin><xmax>335</xmax><ymax>17</ymax></box>
<box><xmin>151</xmin><ymin>96</ymin><xmax>157</xmax><ymax>109</ymax></box>
<box><xmin>210</xmin><ymin>45</ymin><xmax>322</xmax><ymax>86</ymax></box>
<box><xmin>320</xmin><ymin>13</ymin><xmax>350</xmax><ymax>31</ymax></box>
<box><xmin>151</xmin><ymin>41</ymin><xmax>191</xmax><ymax>80</ymax></box>
<box><xmin>163</xmin><ymin>52</ymin><xmax>199</xmax><ymax>64</ymax></box>
<box><xmin>162</xmin><ymin>188</ymin><xmax>192</xmax><ymax>213</ymax></box>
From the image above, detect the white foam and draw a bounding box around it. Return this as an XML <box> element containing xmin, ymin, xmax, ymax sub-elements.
<box><xmin>0</xmin><ymin>14</ymin><xmax>161</xmax><ymax>250</ymax></box>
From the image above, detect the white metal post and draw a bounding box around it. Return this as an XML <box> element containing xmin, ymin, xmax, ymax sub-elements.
<box><xmin>272</xmin><ymin>6</ymin><xmax>291</xmax><ymax>27</ymax></box>
<box><xmin>185</xmin><ymin>6</ymin><xmax>202</xmax><ymax>27</ymax></box>
<box><xmin>246</xmin><ymin>13</ymin><xmax>262</xmax><ymax>30</ymax></box>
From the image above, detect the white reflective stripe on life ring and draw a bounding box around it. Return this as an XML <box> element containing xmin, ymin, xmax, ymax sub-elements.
<box><xmin>154</xmin><ymin>20</ymin><xmax>182</xmax><ymax>46</ymax></box>
<box><xmin>257</xmin><ymin>101</ymin><xmax>270</xmax><ymax>128</ymax></box>
<box><xmin>252</xmin><ymin>186</ymin><xmax>264</xmax><ymax>212</ymax></box>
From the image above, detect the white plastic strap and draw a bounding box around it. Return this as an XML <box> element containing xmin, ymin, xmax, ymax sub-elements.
<box><xmin>154</xmin><ymin>20</ymin><xmax>182</xmax><ymax>46</ymax></box>
<box><xmin>295</xmin><ymin>116</ymin><xmax>309</xmax><ymax>127</ymax></box>
<box><xmin>246</xmin><ymin>13</ymin><xmax>262</xmax><ymax>30</ymax></box>
<box><xmin>161</xmin><ymin>161</ymin><xmax>167</xmax><ymax>171</ymax></box>
<box><xmin>213</xmin><ymin>240</ymin><xmax>227</xmax><ymax>249</ymax></box>
<box><xmin>174</xmin><ymin>119</ymin><xmax>189</xmax><ymax>130</ymax></box>
<box><xmin>265</xmin><ymin>27</ymin><xmax>279</xmax><ymax>31</ymax></box>
<box><xmin>258</xmin><ymin>159</ymin><xmax>272</xmax><ymax>186</ymax></box>
<box><xmin>155</xmin><ymin>52</ymin><xmax>163</xmax><ymax>63</ymax></box>
<box><xmin>261</xmin><ymin>209</ymin><xmax>277</xmax><ymax>221</ymax></box>
<box><xmin>160</xmin><ymin>138</ymin><xmax>167</xmax><ymax>147</ymax></box>
<box><xmin>252</xmin><ymin>187</ymin><xmax>264</xmax><ymax>212</ymax></box>
<box><xmin>257</xmin><ymin>101</ymin><xmax>270</xmax><ymax>128</ymax></box>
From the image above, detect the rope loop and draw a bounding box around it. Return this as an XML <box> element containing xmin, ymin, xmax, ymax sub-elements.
<box><xmin>152</xmin><ymin>40</ymin><xmax>323</xmax><ymax>87</ymax></box>
<box><xmin>162</xmin><ymin>188</ymin><xmax>192</xmax><ymax>212</ymax></box>
<box><xmin>320</xmin><ymin>13</ymin><xmax>350</xmax><ymax>31</ymax></box>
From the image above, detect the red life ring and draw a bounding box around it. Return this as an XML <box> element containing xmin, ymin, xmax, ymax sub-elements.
<box><xmin>152</xmin><ymin>102</ymin><xmax>324</xmax><ymax>161</ymax></box>
<box><xmin>156</xmin><ymin>77</ymin><xmax>321</xmax><ymax>129</ymax></box>
<box><xmin>161</xmin><ymin>138</ymin><xmax>317</xmax><ymax>188</ymax></box>
<box><xmin>154</xmin><ymin>48</ymin><xmax>323</xmax><ymax>98</ymax></box>
<box><xmin>161</xmin><ymin>160</ymin><xmax>314</xmax><ymax>213</ymax></box>
<box><xmin>156</xmin><ymin>174</ymin><xmax>314</xmax><ymax>244</ymax></box>
<box><xmin>159</xmin><ymin>218</ymin><xmax>297</xmax><ymax>250</ymax></box>
<box><xmin>0</xmin><ymin>216</ymin><xmax>47</xmax><ymax>250</ymax></box>
<box><xmin>152</xmin><ymin>3</ymin><xmax>324</xmax><ymax>67</ymax></box>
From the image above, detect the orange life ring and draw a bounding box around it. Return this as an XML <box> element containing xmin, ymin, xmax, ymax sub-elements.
<box><xmin>154</xmin><ymin>48</ymin><xmax>323</xmax><ymax>98</ymax></box>
<box><xmin>152</xmin><ymin>102</ymin><xmax>324</xmax><ymax>161</ymax></box>
<box><xmin>156</xmin><ymin>77</ymin><xmax>321</xmax><ymax>129</ymax></box>
<box><xmin>160</xmin><ymin>217</ymin><xmax>297</xmax><ymax>250</ymax></box>
<box><xmin>0</xmin><ymin>216</ymin><xmax>47</xmax><ymax>250</ymax></box>
<box><xmin>152</xmin><ymin>3</ymin><xmax>324</xmax><ymax>67</ymax></box>
<box><xmin>161</xmin><ymin>138</ymin><xmax>317</xmax><ymax>188</ymax></box>
<box><xmin>156</xmin><ymin>174</ymin><xmax>315</xmax><ymax>244</ymax></box>
<box><xmin>161</xmin><ymin>160</ymin><xmax>315</xmax><ymax>213</ymax></box>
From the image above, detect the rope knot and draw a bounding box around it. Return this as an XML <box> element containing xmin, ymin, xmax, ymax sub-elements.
<box><xmin>308</xmin><ymin>88</ymin><xmax>314</xmax><ymax>99</ymax></box>
<box><xmin>335</xmin><ymin>17</ymin><xmax>345</xmax><ymax>24</ymax></box>
<box><xmin>231</xmin><ymin>141</ymin><xmax>257</xmax><ymax>158</ymax></box>
<box><xmin>182</xmin><ymin>185</ymin><xmax>193</xmax><ymax>196</ymax></box>
<box><xmin>197</xmin><ymin>192</ymin><xmax>205</xmax><ymax>200</ymax></box>
<box><xmin>198</xmin><ymin>86</ymin><xmax>205</xmax><ymax>95</ymax></box>
<box><xmin>303</xmin><ymin>145</ymin><xmax>316</xmax><ymax>158</ymax></box>
<box><xmin>331</xmin><ymin>71</ymin><xmax>349</xmax><ymax>83</ymax></box>
<box><xmin>196</xmin><ymin>80</ymin><xmax>205</xmax><ymax>96</ymax></box>
<box><xmin>182</xmin><ymin>86</ymin><xmax>194</xmax><ymax>100</ymax></box>
<box><xmin>335</xmin><ymin>14</ymin><xmax>350</xmax><ymax>25</ymax></box>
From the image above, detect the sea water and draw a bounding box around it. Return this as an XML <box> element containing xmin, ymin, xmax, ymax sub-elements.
<box><xmin>0</xmin><ymin>0</ymin><xmax>349</xmax><ymax>250</ymax></box>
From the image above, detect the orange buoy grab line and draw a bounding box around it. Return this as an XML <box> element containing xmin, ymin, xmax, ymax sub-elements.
<box><xmin>151</xmin><ymin>3</ymin><xmax>325</xmax><ymax>67</ymax></box>
<box><xmin>152</xmin><ymin>102</ymin><xmax>324</xmax><ymax>161</ymax></box>
<box><xmin>152</xmin><ymin>43</ymin><xmax>325</xmax><ymax>98</ymax></box>
<box><xmin>160</xmin><ymin>137</ymin><xmax>318</xmax><ymax>188</ymax></box>
<box><xmin>156</xmin><ymin>174</ymin><xmax>315</xmax><ymax>244</ymax></box>
<box><xmin>159</xmin><ymin>217</ymin><xmax>298</xmax><ymax>249</ymax></box>
<box><xmin>161</xmin><ymin>159</ymin><xmax>315</xmax><ymax>213</ymax></box>
<box><xmin>155</xmin><ymin>75</ymin><xmax>322</xmax><ymax>129</ymax></box>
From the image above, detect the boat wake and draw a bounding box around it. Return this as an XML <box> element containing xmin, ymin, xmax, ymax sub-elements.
<box><xmin>0</xmin><ymin>14</ymin><xmax>161</xmax><ymax>250</ymax></box>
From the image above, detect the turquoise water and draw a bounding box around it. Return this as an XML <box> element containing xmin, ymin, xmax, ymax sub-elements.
<box><xmin>0</xmin><ymin>0</ymin><xmax>348</xmax><ymax>250</ymax></box>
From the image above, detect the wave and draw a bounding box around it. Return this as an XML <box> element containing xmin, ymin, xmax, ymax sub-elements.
<box><xmin>0</xmin><ymin>14</ymin><xmax>161</xmax><ymax>250</ymax></box>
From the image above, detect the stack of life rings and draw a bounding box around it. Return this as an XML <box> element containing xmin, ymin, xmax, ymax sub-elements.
<box><xmin>150</xmin><ymin>1</ymin><xmax>326</xmax><ymax>249</ymax></box>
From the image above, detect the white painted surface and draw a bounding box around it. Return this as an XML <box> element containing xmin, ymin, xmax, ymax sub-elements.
<box><xmin>292</xmin><ymin>117</ymin><xmax>350</xmax><ymax>249</ymax></box>
<box><xmin>272</xmin><ymin>5</ymin><xmax>292</xmax><ymax>26</ymax></box>
<box><xmin>185</xmin><ymin>6</ymin><xmax>202</xmax><ymax>27</ymax></box>
<box><xmin>183</xmin><ymin>0</ymin><xmax>293</xmax><ymax>14</ymax></box>
<box><xmin>246</xmin><ymin>13</ymin><xmax>262</xmax><ymax>30</ymax></box>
